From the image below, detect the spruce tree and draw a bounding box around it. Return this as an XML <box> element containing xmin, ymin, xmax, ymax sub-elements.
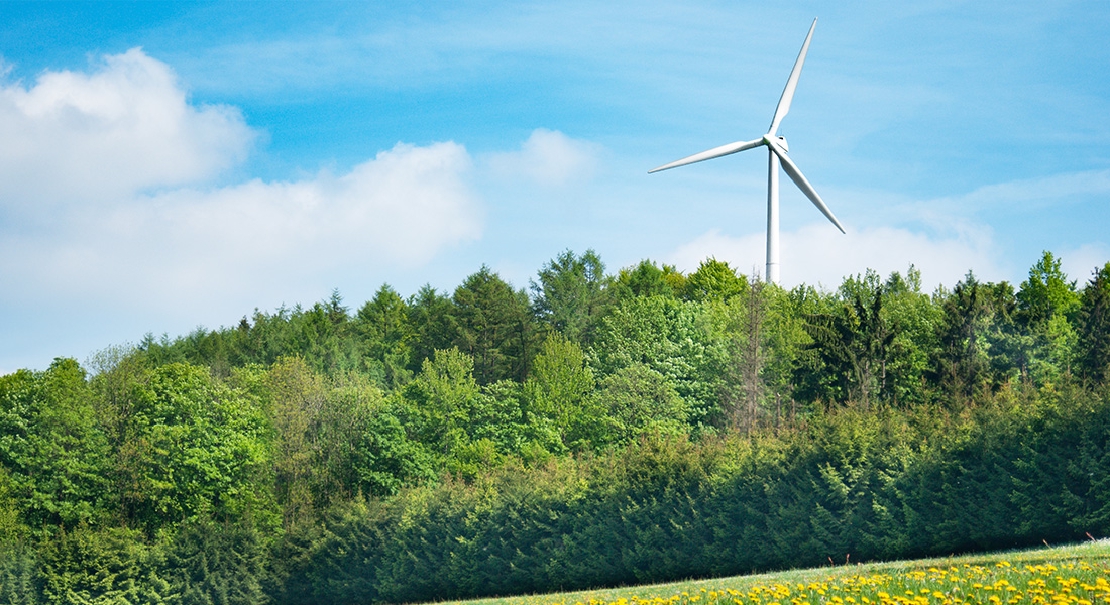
<box><xmin>1077</xmin><ymin>262</ymin><xmax>1110</xmax><ymax>384</ymax></box>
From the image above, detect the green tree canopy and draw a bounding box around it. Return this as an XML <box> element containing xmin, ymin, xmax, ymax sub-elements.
<box><xmin>355</xmin><ymin>284</ymin><xmax>414</xmax><ymax>389</ymax></box>
<box><xmin>451</xmin><ymin>266</ymin><xmax>535</xmax><ymax>384</ymax></box>
<box><xmin>525</xmin><ymin>334</ymin><xmax>601</xmax><ymax>452</ymax></box>
<box><xmin>613</xmin><ymin>260</ymin><xmax>686</xmax><ymax>300</ymax></box>
<box><xmin>596</xmin><ymin>363</ymin><xmax>688</xmax><ymax>443</ymax></box>
<box><xmin>1077</xmin><ymin>262</ymin><xmax>1110</xmax><ymax>384</ymax></box>
<box><xmin>531</xmin><ymin>249</ymin><xmax>612</xmax><ymax>345</ymax></box>
<box><xmin>684</xmin><ymin>258</ymin><xmax>747</xmax><ymax>302</ymax></box>
<box><xmin>400</xmin><ymin>347</ymin><xmax>482</xmax><ymax>457</ymax></box>
<box><xmin>124</xmin><ymin>362</ymin><xmax>275</xmax><ymax>533</ymax></box>
<box><xmin>931</xmin><ymin>273</ymin><xmax>1002</xmax><ymax>401</ymax></box>
<box><xmin>1016</xmin><ymin>251</ymin><xmax>1080</xmax><ymax>328</ymax></box>
<box><xmin>0</xmin><ymin>359</ymin><xmax>111</xmax><ymax>530</ymax></box>
<box><xmin>406</xmin><ymin>285</ymin><xmax>455</xmax><ymax>375</ymax></box>
<box><xmin>317</xmin><ymin>374</ymin><xmax>435</xmax><ymax>500</ymax></box>
<box><xmin>589</xmin><ymin>295</ymin><xmax>725</xmax><ymax>427</ymax></box>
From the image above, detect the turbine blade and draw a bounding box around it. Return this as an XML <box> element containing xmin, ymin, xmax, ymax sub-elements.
<box><xmin>649</xmin><ymin>138</ymin><xmax>765</xmax><ymax>173</ymax></box>
<box><xmin>766</xmin><ymin>137</ymin><xmax>846</xmax><ymax>233</ymax></box>
<box><xmin>768</xmin><ymin>18</ymin><xmax>817</xmax><ymax>136</ymax></box>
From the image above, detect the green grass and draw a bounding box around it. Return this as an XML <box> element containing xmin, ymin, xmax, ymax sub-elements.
<box><xmin>436</xmin><ymin>540</ymin><xmax>1110</xmax><ymax>605</ymax></box>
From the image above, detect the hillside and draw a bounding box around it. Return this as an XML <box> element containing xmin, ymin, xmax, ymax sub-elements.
<box><xmin>1</xmin><ymin>249</ymin><xmax>1109</xmax><ymax>604</ymax></box>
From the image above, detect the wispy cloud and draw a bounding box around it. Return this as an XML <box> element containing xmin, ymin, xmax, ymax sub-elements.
<box><xmin>484</xmin><ymin>128</ymin><xmax>601</xmax><ymax>187</ymax></box>
<box><xmin>934</xmin><ymin>170</ymin><xmax>1110</xmax><ymax>213</ymax></box>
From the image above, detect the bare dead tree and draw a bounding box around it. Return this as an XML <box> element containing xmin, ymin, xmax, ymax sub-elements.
<box><xmin>742</xmin><ymin>276</ymin><xmax>768</xmax><ymax>433</ymax></box>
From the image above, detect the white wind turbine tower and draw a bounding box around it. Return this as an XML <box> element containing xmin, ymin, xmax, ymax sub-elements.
<box><xmin>649</xmin><ymin>18</ymin><xmax>845</xmax><ymax>286</ymax></box>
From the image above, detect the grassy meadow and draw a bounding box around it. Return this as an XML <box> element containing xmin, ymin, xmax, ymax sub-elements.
<box><xmin>447</xmin><ymin>541</ymin><xmax>1110</xmax><ymax>605</ymax></box>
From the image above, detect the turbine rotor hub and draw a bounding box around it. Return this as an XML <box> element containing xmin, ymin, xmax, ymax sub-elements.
<box><xmin>761</xmin><ymin>134</ymin><xmax>789</xmax><ymax>152</ymax></box>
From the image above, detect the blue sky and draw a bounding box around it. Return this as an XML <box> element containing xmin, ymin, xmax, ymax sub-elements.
<box><xmin>2</xmin><ymin>1</ymin><xmax>1109</xmax><ymax>373</ymax></box>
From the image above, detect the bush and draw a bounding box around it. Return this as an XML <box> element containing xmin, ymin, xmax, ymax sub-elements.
<box><xmin>37</xmin><ymin>526</ymin><xmax>165</xmax><ymax>605</ymax></box>
<box><xmin>278</xmin><ymin>388</ymin><xmax>1110</xmax><ymax>604</ymax></box>
<box><xmin>161</xmin><ymin>518</ymin><xmax>268</xmax><ymax>605</ymax></box>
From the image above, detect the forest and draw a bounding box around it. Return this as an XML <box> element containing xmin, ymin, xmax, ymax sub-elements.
<box><xmin>1</xmin><ymin>249</ymin><xmax>1110</xmax><ymax>605</ymax></box>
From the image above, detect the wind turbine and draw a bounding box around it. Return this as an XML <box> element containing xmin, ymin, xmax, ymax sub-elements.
<box><xmin>649</xmin><ymin>18</ymin><xmax>844</xmax><ymax>286</ymax></box>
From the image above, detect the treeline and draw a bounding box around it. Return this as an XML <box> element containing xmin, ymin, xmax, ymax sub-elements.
<box><xmin>276</xmin><ymin>391</ymin><xmax>1110</xmax><ymax>603</ymax></box>
<box><xmin>0</xmin><ymin>250</ymin><xmax>1108</xmax><ymax>604</ymax></box>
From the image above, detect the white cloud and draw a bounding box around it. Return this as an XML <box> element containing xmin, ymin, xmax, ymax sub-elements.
<box><xmin>0</xmin><ymin>48</ymin><xmax>254</xmax><ymax>208</ymax></box>
<box><xmin>0</xmin><ymin>141</ymin><xmax>480</xmax><ymax>315</ymax></box>
<box><xmin>485</xmin><ymin>128</ymin><xmax>600</xmax><ymax>187</ymax></box>
<box><xmin>1059</xmin><ymin>243</ymin><xmax>1110</xmax><ymax>286</ymax></box>
<box><xmin>667</xmin><ymin>168</ymin><xmax>1110</xmax><ymax>293</ymax></box>
<box><xmin>669</xmin><ymin>222</ymin><xmax>1004</xmax><ymax>291</ymax></box>
<box><xmin>934</xmin><ymin>170</ymin><xmax>1110</xmax><ymax>213</ymax></box>
<box><xmin>0</xmin><ymin>48</ymin><xmax>484</xmax><ymax>325</ymax></box>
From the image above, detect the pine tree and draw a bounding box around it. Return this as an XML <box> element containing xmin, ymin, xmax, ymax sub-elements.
<box><xmin>1077</xmin><ymin>262</ymin><xmax>1110</xmax><ymax>384</ymax></box>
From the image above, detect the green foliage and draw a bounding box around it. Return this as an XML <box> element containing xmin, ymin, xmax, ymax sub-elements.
<box><xmin>684</xmin><ymin>258</ymin><xmax>746</xmax><ymax>303</ymax></box>
<box><xmin>532</xmin><ymin>249</ymin><xmax>612</xmax><ymax>345</ymax></box>
<box><xmin>804</xmin><ymin>275</ymin><xmax>895</xmax><ymax>408</ymax></box>
<box><xmin>0</xmin><ymin>540</ymin><xmax>40</xmax><ymax>605</ymax></box>
<box><xmin>161</xmin><ymin>518</ymin><xmax>267</xmax><ymax>605</ymax></box>
<box><xmin>400</xmin><ymin>347</ymin><xmax>482</xmax><ymax>457</ymax></box>
<box><xmin>468</xmin><ymin>380</ymin><xmax>533</xmax><ymax>456</ymax></box>
<box><xmin>0</xmin><ymin>359</ymin><xmax>112</xmax><ymax>530</ymax></box>
<box><xmin>1077</xmin><ymin>263</ymin><xmax>1110</xmax><ymax>384</ymax></box>
<box><xmin>710</xmin><ymin>281</ymin><xmax>821</xmax><ymax>431</ymax></box>
<box><xmin>451</xmin><ymin>266</ymin><xmax>536</xmax><ymax>384</ymax></box>
<box><xmin>774</xmin><ymin>285</ymin><xmax>840</xmax><ymax>410</ymax></box>
<box><xmin>1017</xmin><ymin>251</ymin><xmax>1081</xmax><ymax>328</ymax></box>
<box><xmin>754</xmin><ymin>284</ymin><xmax>813</xmax><ymax>422</ymax></box>
<box><xmin>37</xmin><ymin>526</ymin><xmax>166</xmax><ymax>605</ymax></box>
<box><xmin>596</xmin><ymin>363</ymin><xmax>688</xmax><ymax>443</ymax></box>
<box><xmin>524</xmin><ymin>334</ymin><xmax>602</xmax><ymax>452</ymax></box>
<box><xmin>354</xmin><ymin>284</ymin><xmax>413</xmax><ymax>390</ymax></box>
<box><xmin>1011</xmin><ymin>252</ymin><xmax>1081</xmax><ymax>385</ymax></box>
<box><xmin>613</xmin><ymin>260</ymin><xmax>687</xmax><ymax>300</ymax></box>
<box><xmin>0</xmin><ymin>470</ymin><xmax>25</xmax><ymax>547</ymax></box>
<box><xmin>589</xmin><ymin>295</ymin><xmax>726</xmax><ymax>428</ymax></box>
<box><xmin>246</xmin><ymin>357</ymin><xmax>324</xmax><ymax>528</ymax></box>
<box><xmin>124</xmin><ymin>363</ymin><xmax>275</xmax><ymax>533</ymax></box>
<box><xmin>136</xmin><ymin>291</ymin><xmax>365</xmax><ymax>380</ymax></box>
<box><xmin>5</xmin><ymin>249</ymin><xmax>1110</xmax><ymax>604</ymax></box>
<box><xmin>879</xmin><ymin>267</ymin><xmax>942</xmax><ymax>406</ymax></box>
<box><xmin>931</xmin><ymin>272</ymin><xmax>1001</xmax><ymax>402</ymax></box>
<box><xmin>284</xmin><ymin>387</ymin><xmax>1110</xmax><ymax>602</ymax></box>
<box><xmin>0</xmin><ymin>470</ymin><xmax>31</xmax><ymax>602</ymax></box>
<box><xmin>404</xmin><ymin>285</ymin><xmax>455</xmax><ymax>375</ymax></box>
<box><xmin>316</xmin><ymin>374</ymin><xmax>435</xmax><ymax>501</ymax></box>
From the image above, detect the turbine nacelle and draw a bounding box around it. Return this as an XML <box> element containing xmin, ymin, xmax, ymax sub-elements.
<box><xmin>764</xmin><ymin>135</ymin><xmax>788</xmax><ymax>152</ymax></box>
